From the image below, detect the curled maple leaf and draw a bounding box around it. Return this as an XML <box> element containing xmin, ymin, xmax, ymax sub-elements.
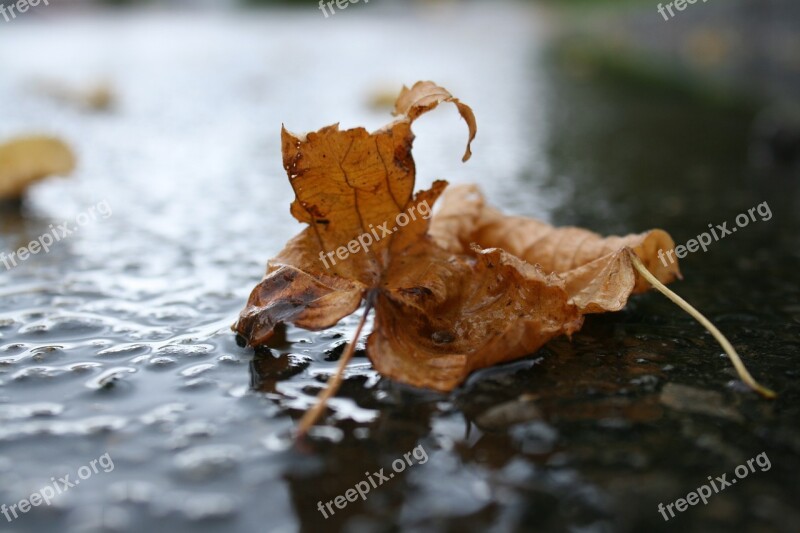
<box><xmin>236</xmin><ymin>80</ymin><xmax>580</xmax><ymax>369</ymax></box>
<box><xmin>234</xmin><ymin>82</ymin><xmax>582</xmax><ymax>433</ymax></box>
<box><xmin>234</xmin><ymin>81</ymin><xmax>774</xmax><ymax>436</ymax></box>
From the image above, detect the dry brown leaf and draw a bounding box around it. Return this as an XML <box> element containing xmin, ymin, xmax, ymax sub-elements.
<box><xmin>234</xmin><ymin>81</ymin><xmax>774</xmax><ymax>435</ymax></box>
<box><xmin>0</xmin><ymin>136</ymin><xmax>76</xmax><ymax>200</ymax></box>
<box><xmin>234</xmin><ymin>81</ymin><xmax>579</xmax><ymax>398</ymax></box>
<box><xmin>429</xmin><ymin>184</ymin><xmax>682</xmax><ymax>313</ymax></box>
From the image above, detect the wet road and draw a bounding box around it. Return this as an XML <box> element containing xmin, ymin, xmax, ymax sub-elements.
<box><xmin>0</xmin><ymin>3</ymin><xmax>798</xmax><ymax>532</ymax></box>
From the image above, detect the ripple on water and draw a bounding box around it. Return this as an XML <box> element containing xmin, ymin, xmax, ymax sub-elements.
<box><xmin>85</xmin><ymin>366</ymin><xmax>138</xmax><ymax>390</ymax></box>
<box><xmin>0</xmin><ymin>402</ymin><xmax>65</xmax><ymax>421</ymax></box>
<box><xmin>173</xmin><ymin>445</ymin><xmax>243</xmax><ymax>482</ymax></box>
<box><xmin>181</xmin><ymin>494</ymin><xmax>240</xmax><ymax>521</ymax></box>
<box><xmin>150</xmin><ymin>306</ymin><xmax>201</xmax><ymax>322</ymax></box>
<box><xmin>180</xmin><ymin>377</ymin><xmax>218</xmax><ymax>390</ymax></box>
<box><xmin>148</xmin><ymin>492</ymin><xmax>240</xmax><ymax>522</ymax></box>
<box><xmin>174</xmin><ymin>421</ymin><xmax>218</xmax><ymax>439</ymax></box>
<box><xmin>217</xmin><ymin>354</ymin><xmax>242</xmax><ymax>365</ymax></box>
<box><xmin>29</xmin><ymin>345</ymin><xmax>66</xmax><ymax>361</ymax></box>
<box><xmin>139</xmin><ymin>403</ymin><xmax>189</xmax><ymax>427</ymax></box>
<box><xmin>96</xmin><ymin>343</ymin><xmax>151</xmax><ymax>358</ymax></box>
<box><xmin>148</xmin><ymin>356</ymin><xmax>178</xmax><ymax>368</ymax></box>
<box><xmin>0</xmin><ymin>343</ymin><xmax>27</xmax><ymax>354</ymax></box>
<box><xmin>168</xmin><ymin>421</ymin><xmax>219</xmax><ymax>449</ymax></box>
<box><xmin>11</xmin><ymin>362</ymin><xmax>103</xmax><ymax>381</ymax></box>
<box><xmin>0</xmin><ymin>345</ymin><xmax>65</xmax><ymax>367</ymax></box>
<box><xmin>180</xmin><ymin>363</ymin><xmax>216</xmax><ymax>377</ymax></box>
<box><xmin>16</xmin><ymin>317</ymin><xmax>109</xmax><ymax>341</ymax></box>
<box><xmin>0</xmin><ymin>415</ymin><xmax>128</xmax><ymax>441</ymax></box>
<box><xmin>156</xmin><ymin>344</ymin><xmax>214</xmax><ymax>357</ymax></box>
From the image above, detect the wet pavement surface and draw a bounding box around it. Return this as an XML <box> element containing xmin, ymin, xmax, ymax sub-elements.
<box><xmin>0</xmin><ymin>4</ymin><xmax>798</xmax><ymax>532</ymax></box>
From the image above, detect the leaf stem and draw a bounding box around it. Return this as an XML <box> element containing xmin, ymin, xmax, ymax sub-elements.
<box><xmin>627</xmin><ymin>249</ymin><xmax>776</xmax><ymax>399</ymax></box>
<box><xmin>296</xmin><ymin>294</ymin><xmax>375</xmax><ymax>438</ymax></box>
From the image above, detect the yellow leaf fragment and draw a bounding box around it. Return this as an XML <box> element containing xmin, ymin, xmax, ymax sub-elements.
<box><xmin>0</xmin><ymin>136</ymin><xmax>76</xmax><ymax>200</ymax></box>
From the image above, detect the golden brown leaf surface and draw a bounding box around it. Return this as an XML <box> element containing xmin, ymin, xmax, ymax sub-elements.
<box><xmin>430</xmin><ymin>184</ymin><xmax>682</xmax><ymax>313</ymax></box>
<box><xmin>235</xmin><ymin>81</ymin><xmax>677</xmax><ymax>393</ymax></box>
<box><xmin>0</xmin><ymin>136</ymin><xmax>75</xmax><ymax>200</ymax></box>
<box><xmin>237</xmin><ymin>81</ymin><xmax>477</xmax><ymax>343</ymax></box>
<box><xmin>370</xmin><ymin>245</ymin><xmax>582</xmax><ymax>391</ymax></box>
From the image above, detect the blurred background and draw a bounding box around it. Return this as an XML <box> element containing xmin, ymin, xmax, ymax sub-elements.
<box><xmin>0</xmin><ymin>1</ymin><xmax>798</xmax><ymax>532</ymax></box>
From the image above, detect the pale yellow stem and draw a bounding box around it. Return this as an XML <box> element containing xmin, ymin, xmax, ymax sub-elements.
<box><xmin>296</xmin><ymin>305</ymin><xmax>372</xmax><ymax>438</ymax></box>
<box><xmin>627</xmin><ymin>249</ymin><xmax>776</xmax><ymax>399</ymax></box>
